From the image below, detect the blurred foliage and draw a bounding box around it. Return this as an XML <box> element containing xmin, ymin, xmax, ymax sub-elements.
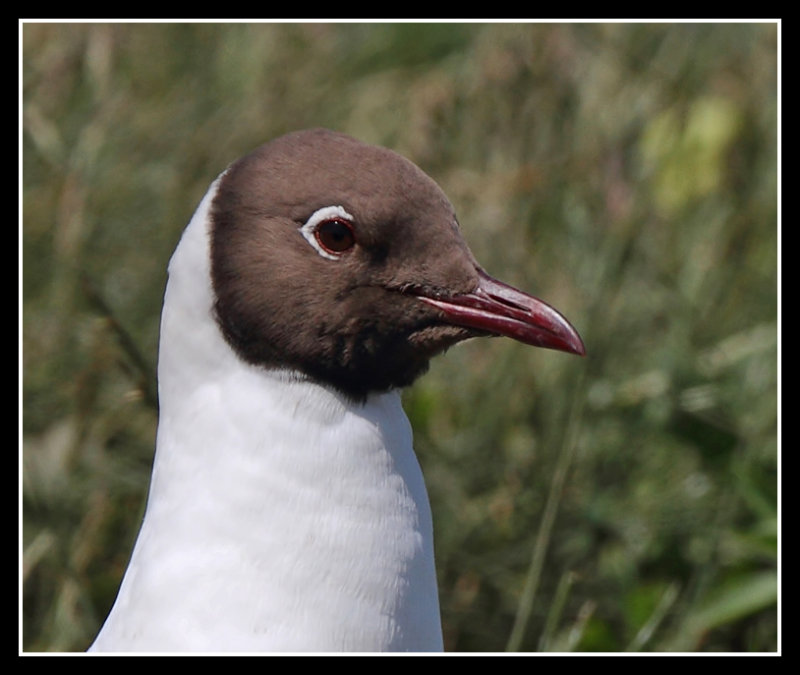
<box><xmin>22</xmin><ymin>22</ymin><xmax>778</xmax><ymax>653</ymax></box>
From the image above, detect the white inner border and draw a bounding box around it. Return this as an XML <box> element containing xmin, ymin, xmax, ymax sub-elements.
<box><xmin>299</xmin><ymin>205</ymin><xmax>355</xmax><ymax>261</ymax></box>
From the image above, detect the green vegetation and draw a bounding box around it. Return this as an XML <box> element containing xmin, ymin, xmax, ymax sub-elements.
<box><xmin>22</xmin><ymin>22</ymin><xmax>778</xmax><ymax>652</ymax></box>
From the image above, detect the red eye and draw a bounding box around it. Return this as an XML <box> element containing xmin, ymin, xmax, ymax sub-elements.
<box><xmin>315</xmin><ymin>219</ymin><xmax>356</xmax><ymax>254</ymax></box>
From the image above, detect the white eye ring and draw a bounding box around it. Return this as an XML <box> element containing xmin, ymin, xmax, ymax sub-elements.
<box><xmin>299</xmin><ymin>205</ymin><xmax>355</xmax><ymax>261</ymax></box>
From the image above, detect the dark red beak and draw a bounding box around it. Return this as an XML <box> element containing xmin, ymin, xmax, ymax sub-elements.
<box><xmin>418</xmin><ymin>269</ymin><xmax>585</xmax><ymax>356</ymax></box>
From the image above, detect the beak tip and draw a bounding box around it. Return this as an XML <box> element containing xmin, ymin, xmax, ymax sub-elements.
<box><xmin>549</xmin><ymin>329</ymin><xmax>586</xmax><ymax>357</ymax></box>
<box><xmin>570</xmin><ymin>333</ymin><xmax>587</xmax><ymax>357</ymax></box>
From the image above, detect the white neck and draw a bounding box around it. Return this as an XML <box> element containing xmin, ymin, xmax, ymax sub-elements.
<box><xmin>90</xmin><ymin>181</ymin><xmax>443</xmax><ymax>652</ymax></box>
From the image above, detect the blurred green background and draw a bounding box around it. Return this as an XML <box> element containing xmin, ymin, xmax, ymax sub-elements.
<box><xmin>22</xmin><ymin>22</ymin><xmax>778</xmax><ymax>653</ymax></box>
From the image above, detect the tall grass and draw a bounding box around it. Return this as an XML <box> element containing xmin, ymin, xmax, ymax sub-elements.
<box><xmin>22</xmin><ymin>22</ymin><xmax>778</xmax><ymax>652</ymax></box>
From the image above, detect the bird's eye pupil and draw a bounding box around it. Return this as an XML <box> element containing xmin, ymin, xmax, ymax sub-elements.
<box><xmin>315</xmin><ymin>219</ymin><xmax>355</xmax><ymax>254</ymax></box>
